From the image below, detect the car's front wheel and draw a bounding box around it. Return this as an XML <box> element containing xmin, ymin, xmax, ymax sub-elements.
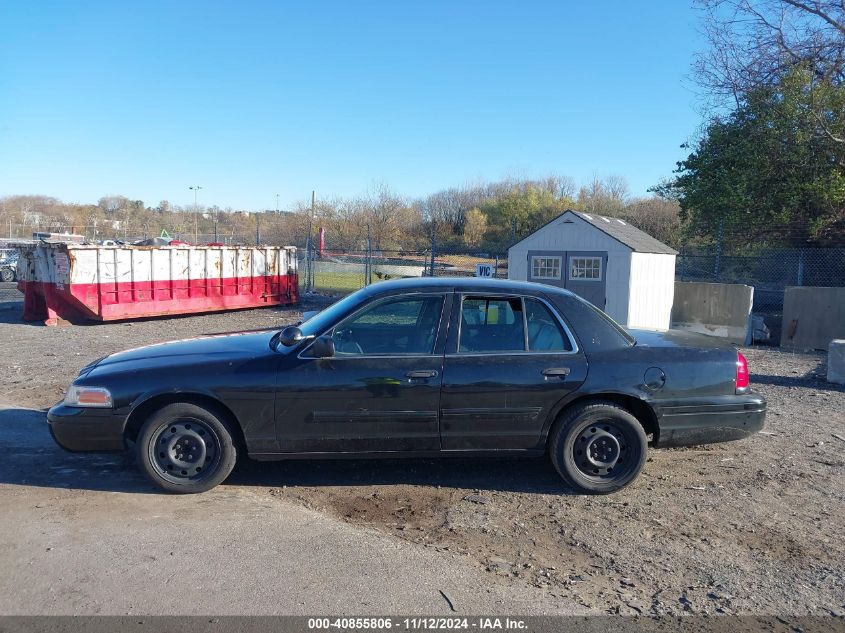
<box><xmin>0</xmin><ymin>268</ymin><xmax>14</xmax><ymax>282</ymax></box>
<box><xmin>549</xmin><ymin>401</ymin><xmax>648</xmax><ymax>494</ymax></box>
<box><xmin>135</xmin><ymin>402</ymin><xmax>238</xmax><ymax>493</ymax></box>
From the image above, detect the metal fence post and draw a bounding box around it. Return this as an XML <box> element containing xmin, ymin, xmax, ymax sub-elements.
<box><xmin>714</xmin><ymin>219</ymin><xmax>723</xmax><ymax>281</ymax></box>
<box><xmin>366</xmin><ymin>226</ymin><xmax>372</xmax><ymax>286</ymax></box>
<box><xmin>797</xmin><ymin>248</ymin><xmax>805</xmax><ymax>286</ymax></box>
<box><xmin>494</xmin><ymin>255</ymin><xmax>499</xmax><ymax>279</ymax></box>
<box><xmin>305</xmin><ymin>237</ymin><xmax>313</xmax><ymax>292</ymax></box>
<box><xmin>429</xmin><ymin>223</ymin><xmax>437</xmax><ymax>277</ymax></box>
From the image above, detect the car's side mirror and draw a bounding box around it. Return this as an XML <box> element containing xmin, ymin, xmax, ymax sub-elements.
<box><xmin>279</xmin><ymin>325</ymin><xmax>307</xmax><ymax>347</ymax></box>
<box><xmin>309</xmin><ymin>335</ymin><xmax>335</xmax><ymax>358</ymax></box>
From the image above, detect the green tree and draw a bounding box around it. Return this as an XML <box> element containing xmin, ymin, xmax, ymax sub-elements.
<box><xmin>654</xmin><ymin>69</ymin><xmax>845</xmax><ymax>246</ymax></box>
<box><xmin>482</xmin><ymin>185</ymin><xmax>566</xmax><ymax>246</ymax></box>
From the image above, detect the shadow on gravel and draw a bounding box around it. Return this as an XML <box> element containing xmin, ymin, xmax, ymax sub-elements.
<box><xmin>0</xmin><ymin>405</ymin><xmax>570</xmax><ymax>495</ymax></box>
<box><xmin>751</xmin><ymin>358</ymin><xmax>844</xmax><ymax>391</ymax></box>
<box><xmin>0</xmin><ymin>300</ymin><xmax>314</xmax><ymax>329</ymax></box>
<box><xmin>0</xmin><ymin>303</ymin><xmax>25</xmax><ymax>324</ymax></box>
<box><xmin>227</xmin><ymin>454</ymin><xmax>570</xmax><ymax>495</ymax></box>
<box><xmin>0</xmin><ymin>406</ymin><xmax>156</xmax><ymax>494</ymax></box>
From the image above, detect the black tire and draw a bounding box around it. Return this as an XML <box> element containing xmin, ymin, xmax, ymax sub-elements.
<box><xmin>0</xmin><ymin>268</ymin><xmax>14</xmax><ymax>282</ymax></box>
<box><xmin>549</xmin><ymin>400</ymin><xmax>648</xmax><ymax>494</ymax></box>
<box><xmin>135</xmin><ymin>402</ymin><xmax>238</xmax><ymax>494</ymax></box>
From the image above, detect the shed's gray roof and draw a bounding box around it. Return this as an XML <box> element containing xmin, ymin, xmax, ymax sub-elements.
<box><xmin>511</xmin><ymin>210</ymin><xmax>678</xmax><ymax>255</ymax></box>
<box><xmin>572</xmin><ymin>211</ymin><xmax>677</xmax><ymax>254</ymax></box>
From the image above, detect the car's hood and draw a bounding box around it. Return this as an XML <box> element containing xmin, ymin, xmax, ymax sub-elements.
<box><xmin>627</xmin><ymin>328</ymin><xmax>737</xmax><ymax>350</ymax></box>
<box><xmin>92</xmin><ymin>330</ymin><xmax>277</xmax><ymax>370</ymax></box>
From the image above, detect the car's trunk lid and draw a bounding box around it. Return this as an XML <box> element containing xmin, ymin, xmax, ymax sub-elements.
<box><xmin>627</xmin><ymin>328</ymin><xmax>737</xmax><ymax>350</ymax></box>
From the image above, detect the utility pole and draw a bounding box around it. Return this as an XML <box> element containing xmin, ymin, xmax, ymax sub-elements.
<box><xmin>189</xmin><ymin>185</ymin><xmax>202</xmax><ymax>244</ymax></box>
<box><xmin>275</xmin><ymin>194</ymin><xmax>280</xmax><ymax>214</ymax></box>
<box><xmin>255</xmin><ymin>213</ymin><xmax>261</xmax><ymax>246</ymax></box>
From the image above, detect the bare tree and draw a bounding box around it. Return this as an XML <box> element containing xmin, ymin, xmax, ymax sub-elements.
<box><xmin>620</xmin><ymin>197</ymin><xmax>682</xmax><ymax>248</ymax></box>
<box><xmin>577</xmin><ymin>175</ymin><xmax>629</xmax><ymax>215</ymax></box>
<box><xmin>97</xmin><ymin>195</ymin><xmax>129</xmax><ymax>216</ymax></box>
<box><xmin>695</xmin><ymin>0</ymin><xmax>845</xmax><ymax>104</ymax></box>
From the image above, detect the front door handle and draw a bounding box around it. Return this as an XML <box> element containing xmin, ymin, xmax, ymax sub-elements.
<box><xmin>542</xmin><ymin>367</ymin><xmax>571</xmax><ymax>379</ymax></box>
<box><xmin>406</xmin><ymin>370</ymin><xmax>439</xmax><ymax>379</ymax></box>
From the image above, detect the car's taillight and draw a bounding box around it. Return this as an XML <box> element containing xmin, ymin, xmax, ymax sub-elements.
<box><xmin>736</xmin><ymin>351</ymin><xmax>749</xmax><ymax>391</ymax></box>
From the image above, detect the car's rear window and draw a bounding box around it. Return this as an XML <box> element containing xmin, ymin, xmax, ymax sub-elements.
<box><xmin>553</xmin><ymin>293</ymin><xmax>634</xmax><ymax>352</ymax></box>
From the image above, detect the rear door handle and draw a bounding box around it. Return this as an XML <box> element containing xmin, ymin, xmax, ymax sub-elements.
<box><xmin>542</xmin><ymin>367</ymin><xmax>571</xmax><ymax>379</ymax></box>
<box><xmin>406</xmin><ymin>370</ymin><xmax>439</xmax><ymax>379</ymax></box>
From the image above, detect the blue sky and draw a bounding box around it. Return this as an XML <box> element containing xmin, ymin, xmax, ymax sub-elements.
<box><xmin>0</xmin><ymin>1</ymin><xmax>704</xmax><ymax>210</ymax></box>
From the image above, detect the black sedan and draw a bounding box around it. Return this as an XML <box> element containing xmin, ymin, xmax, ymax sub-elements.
<box><xmin>48</xmin><ymin>277</ymin><xmax>766</xmax><ymax>494</ymax></box>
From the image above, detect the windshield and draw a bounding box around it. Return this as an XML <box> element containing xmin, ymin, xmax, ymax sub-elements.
<box><xmin>296</xmin><ymin>289</ymin><xmax>369</xmax><ymax>339</ymax></box>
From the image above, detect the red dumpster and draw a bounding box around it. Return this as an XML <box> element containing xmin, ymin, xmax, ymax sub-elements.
<box><xmin>16</xmin><ymin>242</ymin><xmax>298</xmax><ymax>326</ymax></box>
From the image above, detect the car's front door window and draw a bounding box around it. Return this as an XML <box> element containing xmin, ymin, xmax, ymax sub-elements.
<box><xmin>331</xmin><ymin>295</ymin><xmax>444</xmax><ymax>355</ymax></box>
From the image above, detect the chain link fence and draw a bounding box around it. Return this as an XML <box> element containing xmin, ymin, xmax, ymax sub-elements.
<box><xmin>298</xmin><ymin>249</ymin><xmax>508</xmax><ymax>295</ymax></box>
<box><xmin>677</xmin><ymin>248</ymin><xmax>845</xmax><ymax>311</ymax></box>
<box><xmin>1</xmin><ymin>225</ymin><xmax>256</xmax><ymax>246</ymax></box>
<box><xmin>4</xmin><ymin>223</ymin><xmax>843</xmax><ymax>324</ymax></box>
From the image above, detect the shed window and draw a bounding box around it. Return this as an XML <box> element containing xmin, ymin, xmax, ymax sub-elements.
<box><xmin>531</xmin><ymin>256</ymin><xmax>562</xmax><ymax>280</ymax></box>
<box><xmin>569</xmin><ymin>256</ymin><xmax>602</xmax><ymax>281</ymax></box>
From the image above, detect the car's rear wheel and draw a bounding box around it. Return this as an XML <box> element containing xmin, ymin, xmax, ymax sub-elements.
<box><xmin>0</xmin><ymin>268</ymin><xmax>14</xmax><ymax>282</ymax></box>
<box><xmin>549</xmin><ymin>401</ymin><xmax>647</xmax><ymax>494</ymax></box>
<box><xmin>135</xmin><ymin>402</ymin><xmax>237</xmax><ymax>494</ymax></box>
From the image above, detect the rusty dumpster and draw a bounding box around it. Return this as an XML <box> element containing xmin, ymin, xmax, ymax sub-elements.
<box><xmin>16</xmin><ymin>242</ymin><xmax>298</xmax><ymax>326</ymax></box>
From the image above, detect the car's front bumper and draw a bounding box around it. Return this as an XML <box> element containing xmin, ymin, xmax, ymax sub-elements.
<box><xmin>654</xmin><ymin>393</ymin><xmax>767</xmax><ymax>448</ymax></box>
<box><xmin>47</xmin><ymin>403</ymin><xmax>126</xmax><ymax>452</ymax></box>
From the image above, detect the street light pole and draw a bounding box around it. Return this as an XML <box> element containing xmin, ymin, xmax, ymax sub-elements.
<box><xmin>189</xmin><ymin>185</ymin><xmax>202</xmax><ymax>243</ymax></box>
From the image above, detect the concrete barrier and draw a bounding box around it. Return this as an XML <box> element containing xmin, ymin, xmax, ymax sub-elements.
<box><xmin>829</xmin><ymin>340</ymin><xmax>845</xmax><ymax>385</ymax></box>
<box><xmin>781</xmin><ymin>287</ymin><xmax>845</xmax><ymax>350</ymax></box>
<box><xmin>670</xmin><ymin>281</ymin><xmax>754</xmax><ymax>344</ymax></box>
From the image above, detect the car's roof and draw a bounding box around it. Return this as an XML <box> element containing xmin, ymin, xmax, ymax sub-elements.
<box><xmin>360</xmin><ymin>276</ymin><xmax>575</xmax><ymax>297</ymax></box>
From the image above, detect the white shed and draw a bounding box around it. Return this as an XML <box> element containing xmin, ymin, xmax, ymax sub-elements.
<box><xmin>507</xmin><ymin>210</ymin><xmax>677</xmax><ymax>330</ymax></box>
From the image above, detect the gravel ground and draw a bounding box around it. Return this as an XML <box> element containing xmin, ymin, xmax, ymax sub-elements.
<box><xmin>0</xmin><ymin>299</ymin><xmax>843</xmax><ymax>616</ymax></box>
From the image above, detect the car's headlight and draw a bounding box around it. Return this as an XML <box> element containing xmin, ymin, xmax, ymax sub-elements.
<box><xmin>63</xmin><ymin>385</ymin><xmax>113</xmax><ymax>408</ymax></box>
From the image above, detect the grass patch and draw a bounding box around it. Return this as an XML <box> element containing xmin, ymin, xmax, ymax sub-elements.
<box><xmin>301</xmin><ymin>271</ymin><xmax>366</xmax><ymax>295</ymax></box>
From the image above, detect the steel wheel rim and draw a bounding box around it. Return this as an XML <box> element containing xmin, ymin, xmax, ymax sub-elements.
<box><xmin>572</xmin><ymin>418</ymin><xmax>637</xmax><ymax>482</ymax></box>
<box><xmin>149</xmin><ymin>418</ymin><xmax>221</xmax><ymax>484</ymax></box>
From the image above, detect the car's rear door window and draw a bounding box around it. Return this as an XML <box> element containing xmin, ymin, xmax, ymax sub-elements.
<box><xmin>525</xmin><ymin>298</ymin><xmax>572</xmax><ymax>351</ymax></box>
<box><xmin>459</xmin><ymin>297</ymin><xmax>526</xmax><ymax>353</ymax></box>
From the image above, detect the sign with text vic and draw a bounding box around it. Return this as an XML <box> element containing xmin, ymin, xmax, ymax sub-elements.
<box><xmin>475</xmin><ymin>263</ymin><xmax>494</xmax><ymax>278</ymax></box>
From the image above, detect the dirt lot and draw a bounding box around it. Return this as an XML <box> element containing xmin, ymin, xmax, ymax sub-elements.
<box><xmin>1</xmin><ymin>290</ymin><xmax>843</xmax><ymax>616</ymax></box>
